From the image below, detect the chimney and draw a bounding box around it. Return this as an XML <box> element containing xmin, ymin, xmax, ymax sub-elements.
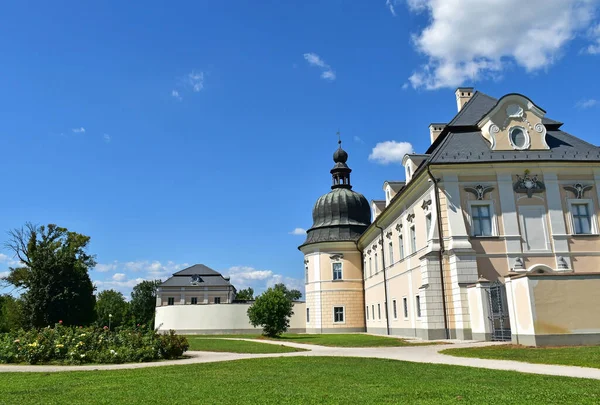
<box><xmin>455</xmin><ymin>87</ymin><xmax>474</xmax><ymax>111</ymax></box>
<box><xmin>429</xmin><ymin>123</ymin><xmax>446</xmax><ymax>144</ymax></box>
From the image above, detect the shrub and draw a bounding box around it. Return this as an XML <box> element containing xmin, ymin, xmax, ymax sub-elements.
<box><xmin>0</xmin><ymin>323</ymin><xmax>188</xmax><ymax>365</ymax></box>
<box><xmin>247</xmin><ymin>287</ymin><xmax>294</xmax><ymax>337</ymax></box>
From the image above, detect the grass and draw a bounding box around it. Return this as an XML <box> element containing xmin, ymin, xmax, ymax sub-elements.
<box><xmin>187</xmin><ymin>333</ymin><xmax>438</xmax><ymax>347</ymax></box>
<box><xmin>186</xmin><ymin>338</ymin><xmax>306</xmax><ymax>353</ymax></box>
<box><xmin>442</xmin><ymin>344</ymin><xmax>600</xmax><ymax>369</ymax></box>
<box><xmin>1</xmin><ymin>357</ymin><xmax>599</xmax><ymax>404</ymax></box>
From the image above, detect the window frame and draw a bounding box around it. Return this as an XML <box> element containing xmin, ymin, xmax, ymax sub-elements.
<box><xmin>366</xmin><ymin>305</ymin><xmax>369</xmax><ymax>321</ymax></box>
<box><xmin>425</xmin><ymin>213</ymin><xmax>432</xmax><ymax>241</ymax></box>
<box><xmin>410</xmin><ymin>226</ymin><xmax>417</xmax><ymax>253</ymax></box>
<box><xmin>191</xmin><ymin>297</ymin><xmax>198</xmax><ymax>305</ymax></box>
<box><xmin>377</xmin><ymin>303</ymin><xmax>381</xmax><ymax>320</ymax></box>
<box><xmin>508</xmin><ymin>125</ymin><xmax>531</xmax><ymax>150</ymax></box>
<box><xmin>332</xmin><ymin>261</ymin><xmax>343</xmax><ymax>281</ymax></box>
<box><xmin>399</xmin><ymin>234</ymin><xmax>404</xmax><ymax>260</ymax></box>
<box><xmin>369</xmin><ymin>257</ymin><xmax>372</xmax><ymax>277</ymax></box>
<box><xmin>374</xmin><ymin>253</ymin><xmax>379</xmax><ymax>273</ymax></box>
<box><xmin>167</xmin><ymin>297</ymin><xmax>175</xmax><ymax>306</ymax></box>
<box><xmin>567</xmin><ymin>199</ymin><xmax>598</xmax><ymax>235</ymax></box>
<box><xmin>415</xmin><ymin>295</ymin><xmax>422</xmax><ymax>318</ymax></box>
<box><xmin>333</xmin><ymin>306</ymin><xmax>345</xmax><ymax>324</ymax></box>
<box><xmin>467</xmin><ymin>200</ymin><xmax>498</xmax><ymax>237</ymax></box>
<box><xmin>388</xmin><ymin>241</ymin><xmax>394</xmax><ymax>264</ymax></box>
<box><xmin>214</xmin><ymin>297</ymin><xmax>221</xmax><ymax>304</ymax></box>
<box><xmin>392</xmin><ymin>299</ymin><xmax>398</xmax><ymax>319</ymax></box>
<box><xmin>307</xmin><ymin>308</ymin><xmax>310</xmax><ymax>323</ymax></box>
<box><xmin>402</xmin><ymin>297</ymin><xmax>409</xmax><ymax>319</ymax></box>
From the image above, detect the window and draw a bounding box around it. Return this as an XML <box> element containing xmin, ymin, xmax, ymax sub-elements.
<box><xmin>191</xmin><ymin>297</ymin><xmax>198</xmax><ymax>305</ymax></box>
<box><xmin>416</xmin><ymin>295</ymin><xmax>421</xmax><ymax>318</ymax></box>
<box><xmin>214</xmin><ymin>297</ymin><xmax>221</xmax><ymax>304</ymax></box>
<box><xmin>371</xmin><ymin>305</ymin><xmax>375</xmax><ymax>320</ymax></box>
<box><xmin>403</xmin><ymin>297</ymin><xmax>408</xmax><ymax>319</ymax></box>
<box><xmin>426</xmin><ymin>214</ymin><xmax>432</xmax><ymax>239</ymax></box>
<box><xmin>399</xmin><ymin>235</ymin><xmax>404</xmax><ymax>260</ymax></box>
<box><xmin>377</xmin><ymin>304</ymin><xmax>381</xmax><ymax>320</ymax></box>
<box><xmin>374</xmin><ymin>253</ymin><xmax>378</xmax><ymax>273</ymax></box>
<box><xmin>332</xmin><ymin>262</ymin><xmax>343</xmax><ymax>280</ymax></box>
<box><xmin>571</xmin><ymin>202</ymin><xmax>593</xmax><ymax>234</ymax></box>
<box><xmin>410</xmin><ymin>226</ymin><xmax>417</xmax><ymax>253</ymax></box>
<box><xmin>392</xmin><ymin>299</ymin><xmax>397</xmax><ymax>319</ymax></box>
<box><xmin>305</xmin><ymin>265</ymin><xmax>309</xmax><ymax>282</ymax></box>
<box><xmin>369</xmin><ymin>257</ymin><xmax>372</xmax><ymax>277</ymax></box>
<box><xmin>307</xmin><ymin>308</ymin><xmax>310</xmax><ymax>323</ymax></box>
<box><xmin>471</xmin><ymin>204</ymin><xmax>493</xmax><ymax>236</ymax></box>
<box><xmin>388</xmin><ymin>242</ymin><xmax>394</xmax><ymax>264</ymax></box>
<box><xmin>366</xmin><ymin>306</ymin><xmax>369</xmax><ymax>320</ymax></box>
<box><xmin>167</xmin><ymin>297</ymin><xmax>175</xmax><ymax>306</ymax></box>
<box><xmin>334</xmin><ymin>307</ymin><xmax>345</xmax><ymax>323</ymax></box>
<box><xmin>509</xmin><ymin>126</ymin><xmax>530</xmax><ymax>150</ymax></box>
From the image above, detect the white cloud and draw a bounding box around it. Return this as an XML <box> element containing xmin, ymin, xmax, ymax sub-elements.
<box><xmin>95</xmin><ymin>262</ymin><xmax>118</xmax><ymax>272</ymax></box>
<box><xmin>112</xmin><ymin>273</ymin><xmax>126</xmax><ymax>282</ymax></box>
<box><xmin>288</xmin><ymin>228</ymin><xmax>307</xmax><ymax>235</ymax></box>
<box><xmin>406</xmin><ymin>0</ymin><xmax>598</xmax><ymax>89</ymax></box>
<box><xmin>94</xmin><ymin>277</ymin><xmax>147</xmax><ymax>297</ymax></box>
<box><xmin>0</xmin><ymin>271</ymin><xmax>8</xmax><ymax>279</ymax></box>
<box><xmin>576</xmin><ymin>98</ymin><xmax>598</xmax><ymax>108</ymax></box>
<box><xmin>386</xmin><ymin>0</ymin><xmax>397</xmax><ymax>16</ymax></box>
<box><xmin>222</xmin><ymin>266</ymin><xmax>305</xmax><ymax>298</ymax></box>
<box><xmin>72</xmin><ymin>127</ymin><xmax>86</xmax><ymax>133</ymax></box>
<box><xmin>171</xmin><ymin>89</ymin><xmax>182</xmax><ymax>100</ymax></box>
<box><xmin>103</xmin><ymin>134</ymin><xmax>111</xmax><ymax>143</ymax></box>
<box><xmin>187</xmin><ymin>71</ymin><xmax>204</xmax><ymax>92</ymax></box>
<box><xmin>353</xmin><ymin>135</ymin><xmax>364</xmax><ymax>144</ymax></box>
<box><xmin>0</xmin><ymin>254</ymin><xmax>8</xmax><ymax>263</ymax></box>
<box><xmin>585</xmin><ymin>23</ymin><xmax>600</xmax><ymax>54</ymax></box>
<box><xmin>369</xmin><ymin>141</ymin><xmax>414</xmax><ymax>165</ymax></box>
<box><xmin>303</xmin><ymin>53</ymin><xmax>336</xmax><ymax>81</ymax></box>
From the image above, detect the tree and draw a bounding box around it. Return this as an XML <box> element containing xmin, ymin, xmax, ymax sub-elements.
<box><xmin>247</xmin><ymin>287</ymin><xmax>294</xmax><ymax>337</ymax></box>
<box><xmin>3</xmin><ymin>223</ymin><xmax>97</xmax><ymax>328</ymax></box>
<box><xmin>95</xmin><ymin>289</ymin><xmax>129</xmax><ymax>329</ymax></box>
<box><xmin>130</xmin><ymin>280</ymin><xmax>161</xmax><ymax>328</ymax></box>
<box><xmin>273</xmin><ymin>283</ymin><xmax>302</xmax><ymax>301</ymax></box>
<box><xmin>0</xmin><ymin>294</ymin><xmax>23</xmax><ymax>332</ymax></box>
<box><xmin>235</xmin><ymin>287</ymin><xmax>254</xmax><ymax>301</ymax></box>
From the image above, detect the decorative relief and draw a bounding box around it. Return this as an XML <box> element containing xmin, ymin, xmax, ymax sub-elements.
<box><xmin>406</xmin><ymin>213</ymin><xmax>415</xmax><ymax>223</ymax></box>
<box><xmin>534</xmin><ymin>123</ymin><xmax>544</xmax><ymax>133</ymax></box>
<box><xmin>564</xmin><ymin>183</ymin><xmax>593</xmax><ymax>199</ymax></box>
<box><xmin>377</xmin><ymin>238</ymin><xmax>383</xmax><ymax>246</ymax></box>
<box><xmin>490</xmin><ymin>124</ymin><xmax>500</xmax><ymax>134</ymax></box>
<box><xmin>372</xmin><ymin>244</ymin><xmax>378</xmax><ymax>250</ymax></box>
<box><xmin>329</xmin><ymin>254</ymin><xmax>343</xmax><ymax>261</ymax></box>
<box><xmin>367</xmin><ymin>249</ymin><xmax>371</xmax><ymax>255</ymax></box>
<box><xmin>513</xmin><ymin>171</ymin><xmax>545</xmax><ymax>198</ymax></box>
<box><xmin>557</xmin><ymin>256</ymin><xmax>569</xmax><ymax>270</ymax></box>
<box><xmin>506</xmin><ymin>104</ymin><xmax>523</xmax><ymax>118</ymax></box>
<box><xmin>464</xmin><ymin>184</ymin><xmax>494</xmax><ymax>200</ymax></box>
<box><xmin>513</xmin><ymin>258</ymin><xmax>525</xmax><ymax>271</ymax></box>
<box><xmin>421</xmin><ymin>199</ymin><xmax>432</xmax><ymax>211</ymax></box>
<box><xmin>304</xmin><ymin>259</ymin><xmax>309</xmax><ymax>265</ymax></box>
<box><xmin>190</xmin><ymin>274</ymin><xmax>203</xmax><ymax>285</ymax></box>
<box><xmin>385</xmin><ymin>231</ymin><xmax>393</xmax><ymax>239</ymax></box>
<box><xmin>395</xmin><ymin>223</ymin><xmax>402</xmax><ymax>232</ymax></box>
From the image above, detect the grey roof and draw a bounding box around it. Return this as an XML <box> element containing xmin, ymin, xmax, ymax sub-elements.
<box><xmin>161</xmin><ymin>264</ymin><xmax>234</xmax><ymax>288</ymax></box>
<box><xmin>372</xmin><ymin>200</ymin><xmax>386</xmax><ymax>210</ymax></box>
<box><xmin>429</xmin><ymin>130</ymin><xmax>600</xmax><ymax>164</ymax></box>
<box><xmin>173</xmin><ymin>264</ymin><xmax>221</xmax><ymax>276</ymax></box>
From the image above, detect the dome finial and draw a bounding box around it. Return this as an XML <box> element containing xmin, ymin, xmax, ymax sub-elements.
<box><xmin>337</xmin><ymin>129</ymin><xmax>341</xmax><ymax>147</ymax></box>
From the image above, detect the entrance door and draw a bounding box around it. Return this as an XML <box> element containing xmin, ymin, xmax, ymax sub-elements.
<box><xmin>485</xmin><ymin>281</ymin><xmax>511</xmax><ymax>341</ymax></box>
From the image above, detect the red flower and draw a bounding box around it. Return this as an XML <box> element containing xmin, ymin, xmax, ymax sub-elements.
<box><xmin>59</xmin><ymin>320</ymin><xmax>63</xmax><ymax>324</ymax></box>
<box><xmin>103</xmin><ymin>326</ymin><xmax>109</xmax><ymax>330</ymax></box>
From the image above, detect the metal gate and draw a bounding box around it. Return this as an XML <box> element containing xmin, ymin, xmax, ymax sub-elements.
<box><xmin>486</xmin><ymin>281</ymin><xmax>511</xmax><ymax>341</ymax></box>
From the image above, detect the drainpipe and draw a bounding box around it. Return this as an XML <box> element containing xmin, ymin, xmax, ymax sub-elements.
<box><xmin>354</xmin><ymin>240</ymin><xmax>367</xmax><ymax>333</ymax></box>
<box><xmin>426</xmin><ymin>166</ymin><xmax>450</xmax><ymax>340</ymax></box>
<box><xmin>375</xmin><ymin>224</ymin><xmax>391</xmax><ymax>336</ymax></box>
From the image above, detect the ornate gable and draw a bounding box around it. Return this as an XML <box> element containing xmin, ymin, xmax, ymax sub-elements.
<box><xmin>478</xmin><ymin>94</ymin><xmax>549</xmax><ymax>151</ymax></box>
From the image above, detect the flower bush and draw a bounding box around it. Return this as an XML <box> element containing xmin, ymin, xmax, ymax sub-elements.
<box><xmin>0</xmin><ymin>324</ymin><xmax>188</xmax><ymax>365</ymax></box>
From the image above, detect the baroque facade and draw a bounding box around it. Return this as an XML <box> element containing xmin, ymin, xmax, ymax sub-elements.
<box><xmin>300</xmin><ymin>88</ymin><xmax>600</xmax><ymax>346</ymax></box>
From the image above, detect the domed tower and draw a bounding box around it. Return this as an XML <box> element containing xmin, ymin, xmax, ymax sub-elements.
<box><xmin>299</xmin><ymin>140</ymin><xmax>371</xmax><ymax>333</ymax></box>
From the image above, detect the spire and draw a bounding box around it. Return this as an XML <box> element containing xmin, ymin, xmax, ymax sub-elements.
<box><xmin>330</xmin><ymin>134</ymin><xmax>351</xmax><ymax>189</ymax></box>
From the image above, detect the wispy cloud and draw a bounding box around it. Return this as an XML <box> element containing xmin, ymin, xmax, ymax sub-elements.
<box><xmin>369</xmin><ymin>141</ymin><xmax>414</xmax><ymax>165</ymax></box>
<box><xmin>303</xmin><ymin>53</ymin><xmax>336</xmax><ymax>81</ymax></box>
<box><xmin>223</xmin><ymin>266</ymin><xmax>304</xmax><ymax>297</ymax></box>
<box><xmin>171</xmin><ymin>89</ymin><xmax>182</xmax><ymax>101</ymax></box>
<box><xmin>584</xmin><ymin>23</ymin><xmax>600</xmax><ymax>54</ymax></box>
<box><xmin>288</xmin><ymin>228</ymin><xmax>307</xmax><ymax>235</ymax></box>
<box><xmin>103</xmin><ymin>134</ymin><xmax>111</xmax><ymax>143</ymax></box>
<box><xmin>112</xmin><ymin>273</ymin><xmax>126</xmax><ymax>282</ymax></box>
<box><xmin>95</xmin><ymin>262</ymin><xmax>118</xmax><ymax>272</ymax></box>
<box><xmin>353</xmin><ymin>135</ymin><xmax>364</xmax><ymax>144</ymax></box>
<box><xmin>385</xmin><ymin>0</ymin><xmax>397</xmax><ymax>16</ymax></box>
<box><xmin>576</xmin><ymin>98</ymin><xmax>598</xmax><ymax>109</ymax></box>
<box><xmin>72</xmin><ymin>127</ymin><xmax>86</xmax><ymax>134</ymax></box>
<box><xmin>187</xmin><ymin>71</ymin><xmax>204</xmax><ymax>92</ymax></box>
<box><xmin>405</xmin><ymin>0</ymin><xmax>598</xmax><ymax>89</ymax></box>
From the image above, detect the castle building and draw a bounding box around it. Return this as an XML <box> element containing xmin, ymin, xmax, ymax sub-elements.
<box><xmin>301</xmin><ymin>88</ymin><xmax>600</xmax><ymax>346</ymax></box>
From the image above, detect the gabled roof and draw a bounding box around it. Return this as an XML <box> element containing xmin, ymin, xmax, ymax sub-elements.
<box><xmin>372</xmin><ymin>200</ymin><xmax>386</xmax><ymax>210</ymax></box>
<box><xmin>173</xmin><ymin>264</ymin><xmax>221</xmax><ymax>276</ymax></box>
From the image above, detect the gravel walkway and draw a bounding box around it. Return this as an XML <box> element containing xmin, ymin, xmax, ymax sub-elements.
<box><xmin>2</xmin><ymin>338</ymin><xmax>600</xmax><ymax>380</ymax></box>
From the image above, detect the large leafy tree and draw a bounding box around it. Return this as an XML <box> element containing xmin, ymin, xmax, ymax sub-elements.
<box><xmin>3</xmin><ymin>223</ymin><xmax>97</xmax><ymax>328</ymax></box>
<box><xmin>95</xmin><ymin>289</ymin><xmax>129</xmax><ymax>329</ymax></box>
<box><xmin>130</xmin><ymin>280</ymin><xmax>161</xmax><ymax>328</ymax></box>
<box><xmin>247</xmin><ymin>286</ymin><xmax>294</xmax><ymax>337</ymax></box>
<box><xmin>273</xmin><ymin>283</ymin><xmax>302</xmax><ymax>301</ymax></box>
<box><xmin>235</xmin><ymin>287</ymin><xmax>254</xmax><ymax>301</ymax></box>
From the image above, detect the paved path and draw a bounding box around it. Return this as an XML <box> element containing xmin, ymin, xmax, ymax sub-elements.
<box><xmin>2</xmin><ymin>338</ymin><xmax>600</xmax><ymax>381</ymax></box>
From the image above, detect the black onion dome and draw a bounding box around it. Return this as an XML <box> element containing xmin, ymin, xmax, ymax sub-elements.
<box><xmin>300</xmin><ymin>141</ymin><xmax>371</xmax><ymax>247</ymax></box>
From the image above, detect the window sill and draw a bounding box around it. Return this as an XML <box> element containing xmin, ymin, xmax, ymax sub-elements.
<box><xmin>570</xmin><ymin>233</ymin><xmax>600</xmax><ymax>238</ymax></box>
<box><xmin>470</xmin><ymin>235</ymin><xmax>501</xmax><ymax>239</ymax></box>
<box><xmin>332</xmin><ymin>279</ymin><xmax>344</xmax><ymax>282</ymax></box>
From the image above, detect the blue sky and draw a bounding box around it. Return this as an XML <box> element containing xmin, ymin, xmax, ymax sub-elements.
<box><xmin>0</xmin><ymin>1</ymin><xmax>599</xmax><ymax>298</ymax></box>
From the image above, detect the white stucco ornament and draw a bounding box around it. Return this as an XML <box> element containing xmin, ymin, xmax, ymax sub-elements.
<box><xmin>506</xmin><ymin>104</ymin><xmax>523</xmax><ymax>118</ymax></box>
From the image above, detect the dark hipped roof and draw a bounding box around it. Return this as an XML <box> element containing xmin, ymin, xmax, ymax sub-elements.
<box><xmin>160</xmin><ymin>264</ymin><xmax>234</xmax><ymax>288</ymax></box>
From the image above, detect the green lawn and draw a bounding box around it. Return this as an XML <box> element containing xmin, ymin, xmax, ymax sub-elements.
<box><xmin>1</xmin><ymin>357</ymin><xmax>599</xmax><ymax>404</ymax></box>
<box><xmin>187</xmin><ymin>338</ymin><xmax>306</xmax><ymax>353</ymax></box>
<box><xmin>187</xmin><ymin>333</ymin><xmax>437</xmax><ymax>347</ymax></box>
<box><xmin>442</xmin><ymin>344</ymin><xmax>600</xmax><ymax>369</ymax></box>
